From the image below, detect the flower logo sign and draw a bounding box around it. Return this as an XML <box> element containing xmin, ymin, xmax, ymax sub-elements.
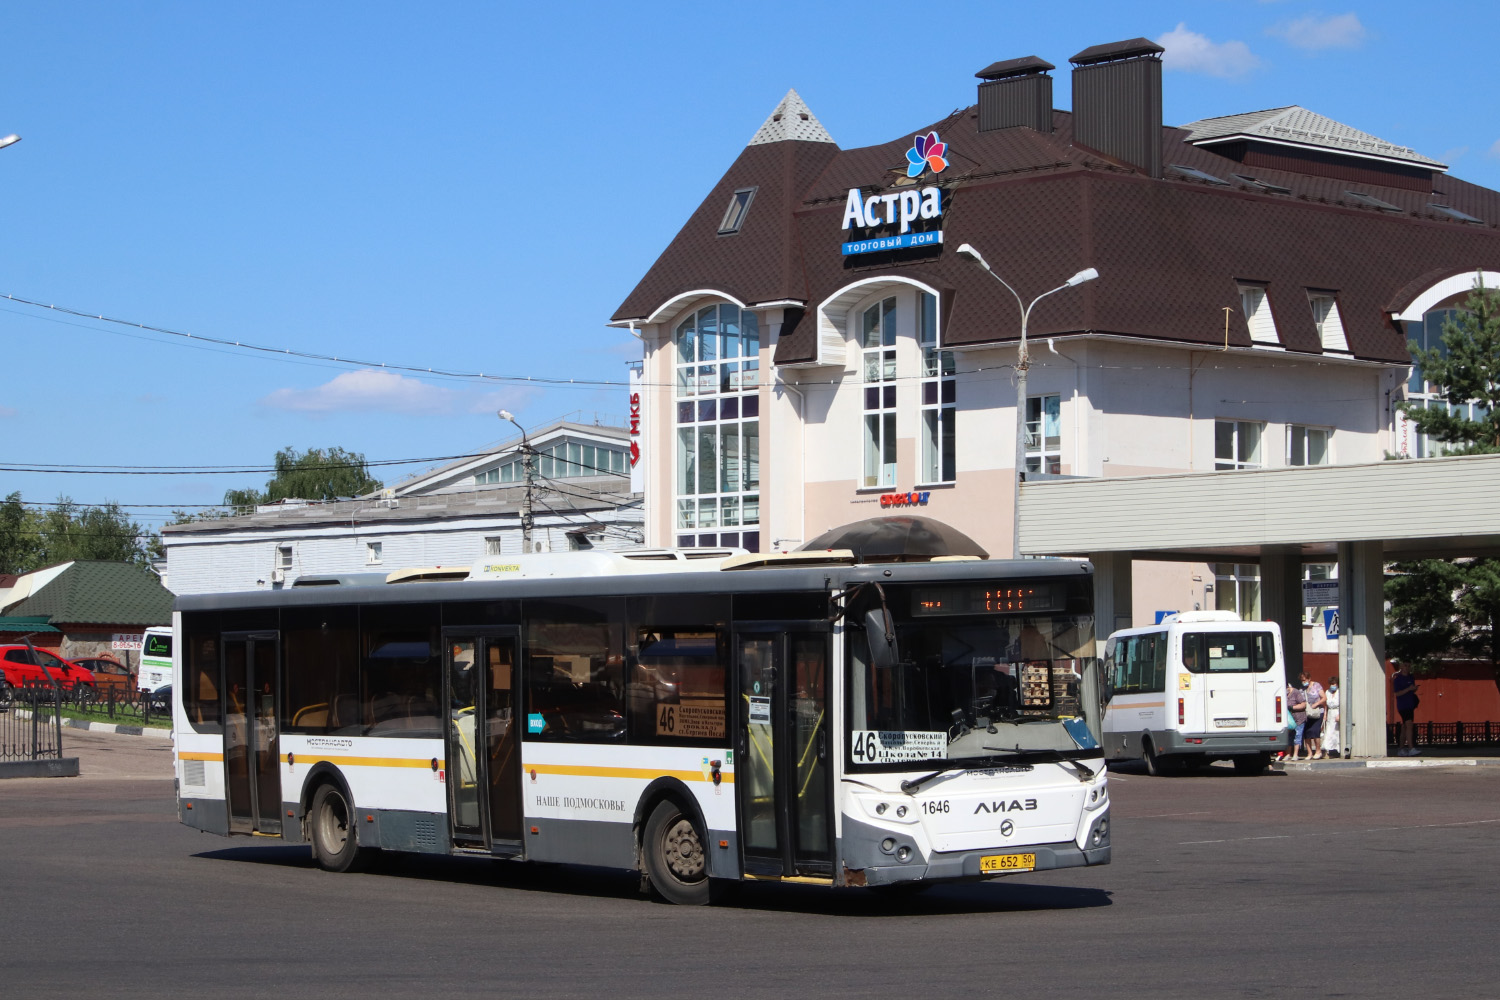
<box><xmin>906</xmin><ymin>131</ymin><xmax>949</xmax><ymax>179</ymax></box>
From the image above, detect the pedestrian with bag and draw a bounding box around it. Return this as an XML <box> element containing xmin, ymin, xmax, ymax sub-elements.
<box><xmin>1281</xmin><ymin>674</ymin><xmax>1309</xmax><ymax>762</ymax></box>
<box><xmin>1392</xmin><ymin>659</ymin><xmax>1420</xmax><ymax>756</ymax></box>
<box><xmin>1302</xmin><ymin>671</ymin><xmax>1326</xmax><ymax>759</ymax></box>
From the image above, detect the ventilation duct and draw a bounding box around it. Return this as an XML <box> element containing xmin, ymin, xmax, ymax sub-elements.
<box><xmin>975</xmin><ymin>56</ymin><xmax>1055</xmax><ymax>133</ymax></box>
<box><xmin>1070</xmin><ymin>37</ymin><xmax>1163</xmax><ymax>178</ymax></box>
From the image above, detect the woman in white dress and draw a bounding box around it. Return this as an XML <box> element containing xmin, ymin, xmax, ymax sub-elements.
<box><xmin>1324</xmin><ymin>675</ymin><xmax>1342</xmax><ymax>759</ymax></box>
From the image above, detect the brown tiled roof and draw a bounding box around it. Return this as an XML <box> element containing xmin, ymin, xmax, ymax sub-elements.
<box><xmin>613</xmin><ymin>104</ymin><xmax>1500</xmax><ymax>366</ymax></box>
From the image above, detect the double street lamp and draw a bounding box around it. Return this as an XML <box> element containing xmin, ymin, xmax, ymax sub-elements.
<box><xmin>955</xmin><ymin>243</ymin><xmax>1099</xmax><ymax>559</ymax></box>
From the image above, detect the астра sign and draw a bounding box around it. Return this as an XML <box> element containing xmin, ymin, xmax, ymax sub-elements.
<box><xmin>840</xmin><ymin>131</ymin><xmax>949</xmax><ymax>257</ymax></box>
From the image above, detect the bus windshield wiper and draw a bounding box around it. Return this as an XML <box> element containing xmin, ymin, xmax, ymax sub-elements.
<box><xmin>982</xmin><ymin>746</ymin><xmax>1104</xmax><ymax>781</ymax></box>
<box><xmin>900</xmin><ymin>768</ymin><xmax>964</xmax><ymax>794</ymax></box>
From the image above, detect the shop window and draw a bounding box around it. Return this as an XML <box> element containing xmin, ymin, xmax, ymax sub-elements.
<box><xmin>1288</xmin><ymin>425</ymin><xmax>1331</xmax><ymax>466</ymax></box>
<box><xmin>718</xmin><ymin>187</ymin><xmax>757</xmax><ymax>235</ymax></box>
<box><xmin>1214</xmin><ymin>563</ymin><xmax>1261</xmax><ymax>620</ymax></box>
<box><xmin>918</xmin><ymin>291</ymin><xmax>956</xmax><ymax>484</ymax></box>
<box><xmin>525</xmin><ymin>598</ymin><xmax>627</xmax><ymax>743</ymax></box>
<box><xmin>861</xmin><ymin>296</ymin><xmax>898</xmax><ymax>489</ymax></box>
<box><xmin>1309</xmin><ymin>292</ymin><xmax>1348</xmax><ymax>352</ymax></box>
<box><xmin>675</xmin><ymin>303</ymin><xmax>761</xmax><ymax>551</ymax></box>
<box><xmin>1024</xmin><ymin>395</ymin><xmax>1062</xmax><ymax>475</ymax></box>
<box><xmin>1215</xmin><ymin>419</ymin><xmax>1264</xmax><ymax>470</ymax></box>
<box><xmin>1239</xmin><ymin>284</ymin><xmax>1279</xmax><ymax>345</ymax></box>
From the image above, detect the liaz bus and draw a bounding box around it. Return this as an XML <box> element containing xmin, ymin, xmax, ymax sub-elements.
<box><xmin>172</xmin><ymin>549</ymin><xmax>1110</xmax><ymax>903</ymax></box>
<box><xmin>1101</xmin><ymin>611</ymin><xmax>1291</xmax><ymax>775</ymax></box>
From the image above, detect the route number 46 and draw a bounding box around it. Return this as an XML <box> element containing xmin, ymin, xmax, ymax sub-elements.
<box><xmin>852</xmin><ymin>732</ymin><xmax>879</xmax><ymax>762</ymax></box>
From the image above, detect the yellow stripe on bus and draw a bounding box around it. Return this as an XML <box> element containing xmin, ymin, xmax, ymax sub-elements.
<box><xmin>527</xmin><ymin>763</ymin><xmax>735</xmax><ymax>784</ymax></box>
<box><xmin>178</xmin><ymin>751</ymin><xmax>223</xmax><ymax>762</ymax></box>
<box><xmin>281</xmin><ymin>754</ymin><xmax>434</xmax><ymax>768</ymax></box>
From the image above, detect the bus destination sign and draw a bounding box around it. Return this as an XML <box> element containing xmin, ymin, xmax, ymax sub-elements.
<box><xmin>910</xmin><ymin>582</ymin><xmax>1064</xmax><ymax>617</ymax></box>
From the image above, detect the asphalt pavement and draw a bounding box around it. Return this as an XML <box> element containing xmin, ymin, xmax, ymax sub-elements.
<box><xmin>2</xmin><ymin>731</ymin><xmax>1497</xmax><ymax>998</ymax></box>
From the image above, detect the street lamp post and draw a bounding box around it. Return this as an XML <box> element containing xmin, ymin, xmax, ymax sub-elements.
<box><xmin>955</xmin><ymin>244</ymin><xmax>1099</xmax><ymax>559</ymax></box>
<box><xmin>497</xmin><ymin>410</ymin><xmax>535</xmax><ymax>553</ymax></box>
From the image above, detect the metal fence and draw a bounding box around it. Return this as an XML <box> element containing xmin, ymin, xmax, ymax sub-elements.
<box><xmin>1387</xmin><ymin>721</ymin><xmax>1500</xmax><ymax>748</ymax></box>
<box><xmin>61</xmin><ymin>684</ymin><xmax>166</xmax><ymax>727</ymax></box>
<box><xmin>0</xmin><ymin>686</ymin><xmax>64</xmax><ymax>761</ymax></box>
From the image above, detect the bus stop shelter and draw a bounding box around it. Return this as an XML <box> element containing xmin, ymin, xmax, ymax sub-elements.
<box><xmin>1018</xmin><ymin>453</ymin><xmax>1500</xmax><ymax>757</ymax></box>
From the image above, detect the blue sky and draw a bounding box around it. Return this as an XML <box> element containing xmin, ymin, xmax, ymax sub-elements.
<box><xmin>1</xmin><ymin>1</ymin><xmax>1495</xmax><ymax>528</ymax></box>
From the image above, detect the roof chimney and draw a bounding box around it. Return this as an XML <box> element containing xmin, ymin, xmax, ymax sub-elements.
<box><xmin>1069</xmin><ymin>37</ymin><xmax>1164</xmax><ymax>178</ymax></box>
<box><xmin>975</xmin><ymin>56</ymin><xmax>1055</xmax><ymax>133</ymax></box>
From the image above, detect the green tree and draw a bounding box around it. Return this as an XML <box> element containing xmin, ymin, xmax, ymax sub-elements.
<box><xmin>1387</xmin><ymin>278</ymin><xmax>1500</xmax><ymax>693</ymax></box>
<box><xmin>0</xmin><ymin>493</ymin><xmax>154</xmax><ymax>573</ymax></box>
<box><xmin>222</xmin><ymin>446</ymin><xmax>384</xmax><ymax>511</ymax></box>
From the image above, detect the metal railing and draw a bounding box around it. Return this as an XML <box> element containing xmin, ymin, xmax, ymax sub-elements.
<box><xmin>1387</xmin><ymin>721</ymin><xmax>1500</xmax><ymax>748</ymax></box>
<box><xmin>0</xmin><ymin>686</ymin><xmax>64</xmax><ymax>761</ymax></box>
<box><xmin>60</xmin><ymin>685</ymin><xmax>166</xmax><ymax>727</ymax></box>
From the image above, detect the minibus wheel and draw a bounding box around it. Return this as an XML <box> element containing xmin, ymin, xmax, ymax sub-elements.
<box><xmin>1142</xmin><ymin>740</ymin><xmax>1177</xmax><ymax>777</ymax></box>
<box><xmin>643</xmin><ymin>799</ymin><xmax>710</xmax><ymax>905</ymax></box>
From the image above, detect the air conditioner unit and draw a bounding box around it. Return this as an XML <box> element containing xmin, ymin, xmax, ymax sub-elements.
<box><xmin>270</xmin><ymin>568</ymin><xmax>286</xmax><ymax>584</ymax></box>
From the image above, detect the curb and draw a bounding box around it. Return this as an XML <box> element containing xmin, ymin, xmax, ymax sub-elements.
<box><xmin>10</xmin><ymin>708</ymin><xmax>173</xmax><ymax>741</ymax></box>
<box><xmin>1278</xmin><ymin>756</ymin><xmax>1500</xmax><ymax>771</ymax></box>
<box><xmin>0</xmin><ymin>757</ymin><xmax>81</xmax><ymax>779</ymax></box>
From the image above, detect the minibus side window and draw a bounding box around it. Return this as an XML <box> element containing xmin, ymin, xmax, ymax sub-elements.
<box><xmin>1151</xmin><ymin>633</ymin><xmax>1167</xmax><ymax>692</ymax></box>
<box><xmin>1114</xmin><ymin>637</ymin><xmax>1134</xmax><ymax>693</ymax></box>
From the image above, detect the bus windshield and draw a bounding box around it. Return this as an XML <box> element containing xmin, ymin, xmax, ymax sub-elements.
<box><xmin>848</xmin><ymin>596</ymin><xmax>1097</xmax><ymax>770</ymax></box>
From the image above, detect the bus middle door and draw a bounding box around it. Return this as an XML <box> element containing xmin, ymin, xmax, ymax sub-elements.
<box><xmin>733</xmin><ymin>624</ymin><xmax>832</xmax><ymax>879</ymax></box>
<box><xmin>221</xmin><ymin>632</ymin><xmax>281</xmax><ymax>837</ymax></box>
<box><xmin>443</xmin><ymin>630</ymin><xmax>522</xmax><ymax>855</ymax></box>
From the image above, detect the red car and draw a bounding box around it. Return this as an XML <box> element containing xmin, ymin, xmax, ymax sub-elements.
<box><xmin>0</xmin><ymin>645</ymin><xmax>96</xmax><ymax>691</ymax></box>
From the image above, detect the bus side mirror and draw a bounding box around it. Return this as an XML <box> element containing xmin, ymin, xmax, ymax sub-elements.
<box><xmin>863</xmin><ymin>609</ymin><xmax>900</xmax><ymax>671</ymax></box>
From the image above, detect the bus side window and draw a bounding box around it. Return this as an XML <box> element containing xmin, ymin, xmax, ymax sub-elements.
<box><xmin>1181</xmin><ymin>633</ymin><xmax>1204</xmax><ymax>673</ymax></box>
<box><xmin>1115</xmin><ymin>637</ymin><xmax>1135</xmax><ymax>693</ymax></box>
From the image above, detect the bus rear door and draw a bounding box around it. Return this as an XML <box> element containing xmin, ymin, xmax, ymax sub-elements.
<box><xmin>1192</xmin><ymin>630</ymin><xmax>1263</xmax><ymax>733</ymax></box>
<box><xmin>733</xmin><ymin>623</ymin><xmax>833</xmax><ymax>879</ymax></box>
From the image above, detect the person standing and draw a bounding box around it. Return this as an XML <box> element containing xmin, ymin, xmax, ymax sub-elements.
<box><xmin>1324</xmin><ymin>675</ymin><xmax>1342</xmax><ymax>759</ymax></box>
<box><xmin>1302</xmin><ymin>671</ymin><xmax>1326</xmax><ymax>759</ymax></box>
<box><xmin>1283</xmin><ymin>673</ymin><xmax>1309</xmax><ymax>761</ymax></box>
<box><xmin>1392</xmin><ymin>659</ymin><xmax>1420</xmax><ymax>756</ymax></box>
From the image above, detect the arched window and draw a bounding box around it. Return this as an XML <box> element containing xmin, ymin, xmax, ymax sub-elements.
<box><xmin>674</xmin><ymin>303</ymin><xmax>761</xmax><ymax>551</ymax></box>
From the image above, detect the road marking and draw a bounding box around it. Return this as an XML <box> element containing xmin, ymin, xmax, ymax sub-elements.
<box><xmin>1132</xmin><ymin>810</ymin><xmax>1211</xmax><ymax>819</ymax></box>
<box><xmin>1179</xmin><ymin>818</ymin><xmax>1500</xmax><ymax>845</ymax></box>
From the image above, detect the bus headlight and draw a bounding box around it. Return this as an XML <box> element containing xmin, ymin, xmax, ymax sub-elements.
<box><xmin>1084</xmin><ymin>781</ymin><xmax>1109</xmax><ymax>811</ymax></box>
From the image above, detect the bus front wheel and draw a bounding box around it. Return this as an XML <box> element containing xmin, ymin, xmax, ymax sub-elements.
<box><xmin>643</xmin><ymin>799</ymin><xmax>710</xmax><ymax>905</ymax></box>
<box><xmin>310</xmin><ymin>783</ymin><xmax>364</xmax><ymax>873</ymax></box>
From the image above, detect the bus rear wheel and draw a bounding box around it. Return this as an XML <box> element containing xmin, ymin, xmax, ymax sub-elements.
<box><xmin>310</xmin><ymin>783</ymin><xmax>364</xmax><ymax>873</ymax></box>
<box><xmin>643</xmin><ymin>799</ymin><xmax>710</xmax><ymax>905</ymax></box>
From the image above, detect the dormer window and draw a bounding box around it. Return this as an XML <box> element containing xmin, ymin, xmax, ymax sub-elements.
<box><xmin>1429</xmin><ymin>203</ymin><xmax>1482</xmax><ymax>224</ymax></box>
<box><xmin>1231</xmin><ymin>173</ymin><xmax>1291</xmax><ymax>195</ymax></box>
<box><xmin>1168</xmin><ymin>164</ymin><xmax>1229</xmax><ymax>186</ymax></box>
<box><xmin>1308</xmin><ymin>292</ymin><xmax>1349</xmax><ymax>352</ymax></box>
<box><xmin>1238</xmin><ymin>284</ymin><xmax>1279</xmax><ymax>346</ymax></box>
<box><xmin>718</xmin><ymin>187</ymin><xmax>757</xmax><ymax>235</ymax></box>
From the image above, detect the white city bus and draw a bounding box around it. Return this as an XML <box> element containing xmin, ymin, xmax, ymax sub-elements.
<box><xmin>139</xmin><ymin>627</ymin><xmax>172</xmax><ymax>692</ymax></box>
<box><xmin>1101</xmin><ymin>611</ymin><xmax>1290</xmax><ymax>775</ymax></box>
<box><xmin>173</xmin><ymin>549</ymin><xmax>1110</xmax><ymax>902</ymax></box>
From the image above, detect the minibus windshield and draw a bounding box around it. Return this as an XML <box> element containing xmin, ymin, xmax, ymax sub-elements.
<box><xmin>848</xmin><ymin>606</ymin><xmax>1097</xmax><ymax>770</ymax></box>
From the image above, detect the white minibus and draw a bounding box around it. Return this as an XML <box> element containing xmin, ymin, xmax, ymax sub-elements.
<box><xmin>1102</xmin><ymin>611</ymin><xmax>1290</xmax><ymax>775</ymax></box>
<box><xmin>139</xmin><ymin>626</ymin><xmax>172</xmax><ymax>692</ymax></box>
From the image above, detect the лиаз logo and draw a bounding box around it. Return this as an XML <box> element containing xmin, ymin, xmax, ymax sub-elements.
<box><xmin>906</xmin><ymin>131</ymin><xmax>948</xmax><ymax>178</ymax></box>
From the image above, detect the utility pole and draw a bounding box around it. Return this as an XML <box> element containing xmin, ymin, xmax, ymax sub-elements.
<box><xmin>499</xmin><ymin>410</ymin><xmax>535</xmax><ymax>553</ymax></box>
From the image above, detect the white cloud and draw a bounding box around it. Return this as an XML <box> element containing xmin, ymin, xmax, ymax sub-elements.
<box><xmin>0</xmin><ymin>405</ymin><xmax>16</xmax><ymax>418</ymax></box>
<box><xmin>1440</xmin><ymin>146</ymin><xmax>1469</xmax><ymax>164</ymax></box>
<box><xmin>1157</xmin><ymin>24</ymin><xmax>1262</xmax><ymax>79</ymax></box>
<box><xmin>260</xmin><ymin>369</ymin><xmax>537</xmax><ymax>417</ymax></box>
<box><xmin>1268</xmin><ymin>13</ymin><xmax>1368</xmax><ymax>50</ymax></box>
<box><xmin>1487</xmin><ymin>139</ymin><xmax>1500</xmax><ymax>160</ymax></box>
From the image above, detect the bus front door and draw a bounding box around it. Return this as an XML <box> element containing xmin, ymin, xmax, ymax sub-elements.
<box><xmin>444</xmin><ymin>631</ymin><xmax>522</xmax><ymax>854</ymax></box>
<box><xmin>735</xmin><ymin>626</ymin><xmax>832</xmax><ymax>878</ymax></box>
<box><xmin>221</xmin><ymin>632</ymin><xmax>281</xmax><ymax>836</ymax></box>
